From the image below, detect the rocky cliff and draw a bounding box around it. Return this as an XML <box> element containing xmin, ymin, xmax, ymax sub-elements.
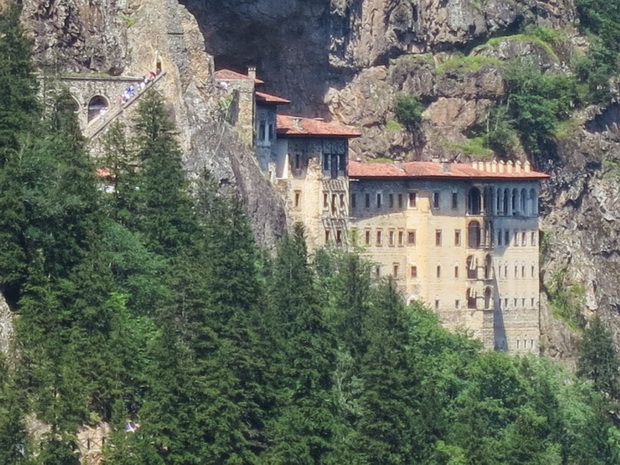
<box><xmin>17</xmin><ymin>0</ymin><xmax>620</xmax><ymax>361</ymax></box>
<box><xmin>20</xmin><ymin>0</ymin><xmax>286</xmax><ymax>250</ymax></box>
<box><xmin>182</xmin><ymin>0</ymin><xmax>620</xmax><ymax>362</ymax></box>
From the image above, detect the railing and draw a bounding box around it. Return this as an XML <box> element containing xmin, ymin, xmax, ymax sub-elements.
<box><xmin>85</xmin><ymin>72</ymin><xmax>166</xmax><ymax>140</ymax></box>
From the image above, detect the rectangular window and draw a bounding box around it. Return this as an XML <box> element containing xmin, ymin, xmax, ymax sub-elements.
<box><xmin>340</xmin><ymin>193</ymin><xmax>345</xmax><ymax>209</ymax></box>
<box><xmin>409</xmin><ymin>192</ymin><xmax>417</xmax><ymax>208</ymax></box>
<box><xmin>365</xmin><ymin>193</ymin><xmax>370</xmax><ymax>208</ymax></box>
<box><xmin>411</xmin><ymin>266</ymin><xmax>418</xmax><ymax>278</ymax></box>
<box><xmin>435</xmin><ymin>230</ymin><xmax>442</xmax><ymax>246</ymax></box>
<box><xmin>531</xmin><ymin>265</ymin><xmax>535</xmax><ymax>278</ymax></box>
<box><xmin>259</xmin><ymin>122</ymin><xmax>266</xmax><ymax>141</ymax></box>
<box><xmin>454</xmin><ymin>266</ymin><xmax>459</xmax><ymax>278</ymax></box>
<box><xmin>522</xmin><ymin>232</ymin><xmax>527</xmax><ymax>246</ymax></box>
<box><xmin>398</xmin><ymin>194</ymin><xmax>403</xmax><ymax>208</ymax></box>
<box><xmin>389</xmin><ymin>193</ymin><xmax>394</xmax><ymax>208</ymax></box>
<box><xmin>454</xmin><ymin>230</ymin><xmax>461</xmax><ymax>246</ymax></box>
<box><xmin>433</xmin><ymin>192</ymin><xmax>440</xmax><ymax>209</ymax></box>
<box><xmin>452</xmin><ymin>191</ymin><xmax>458</xmax><ymax>210</ymax></box>
<box><xmin>323</xmin><ymin>154</ymin><xmax>329</xmax><ymax>171</ymax></box>
<box><xmin>504</xmin><ymin>230</ymin><xmax>509</xmax><ymax>245</ymax></box>
<box><xmin>514</xmin><ymin>231</ymin><xmax>519</xmax><ymax>246</ymax></box>
<box><xmin>376</xmin><ymin>193</ymin><xmax>382</xmax><ymax>208</ymax></box>
<box><xmin>435</xmin><ymin>300</ymin><xmax>440</xmax><ymax>309</ymax></box>
<box><xmin>294</xmin><ymin>153</ymin><xmax>301</xmax><ymax>170</ymax></box>
<box><xmin>408</xmin><ymin>230</ymin><xmax>416</xmax><ymax>245</ymax></box>
<box><xmin>455</xmin><ymin>299</ymin><xmax>460</xmax><ymax>309</ymax></box>
<box><xmin>393</xmin><ymin>264</ymin><xmax>399</xmax><ymax>278</ymax></box>
<box><xmin>521</xmin><ymin>266</ymin><xmax>526</xmax><ymax>278</ymax></box>
<box><xmin>323</xmin><ymin>193</ymin><xmax>328</xmax><ymax>210</ymax></box>
<box><xmin>531</xmin><ymin>298</ymin><xmax>535</xmax><ymax>307</ymax></box>
<box><xmin>269</xmin><ymin>124</ymin><xmax>274</xmax><ymax>140</ymax></box>
<box><xmin>498</xmin><ymin>229</ymin><xmax>503</xmax><ymax>246</ymax></box>
<box><xmin>336</xmin><ymin>230</ymin><xmax>343</xmax><ymax>245</ymax></box>
<box><xmin>398</xmin><ymin>230</ymin><xmax>404</xmax><ymax>246</ymax></box>
<box><xmin>331</xmin><ymin>194</ymin><xmax>338</xmax><ymax>214</ymax></box>
<box><xmin>351</xmin><ymin>193</ymin><xmax>357</xmax><ymax>209</ymax></box>
<box><xmin>389</xmin><ymin>230</ymin><xmax>395</xmax><ymax>246</ymax></box>
<box><xmin>365</xmin><ymin>230</ymin><xmax>371</xmax><ymax>245</ymax></box>
<box><xmin>325</xmin><ymin>230</ymin><xmax>330</xmax><ymax>243</ymax></box>
<box><xmin>436</xmin><ymin>265</ymin><xmax>441</xmax><ymax>278</ymax></box>
<box><xmin>514</xmin><ymin>266</ymin><xmax>518</xmax><ymax>278</ymax></box>
<box><xmin>531</xmin><ymin>231</ymin><xmax>537</xmax><ymax>246</ymax></box>
<box><xmin>294</xmin><ymin>190</ymin><xmax>301</xmax><ymax>209</ymax></box>
<box><xmin>375</xmin><ymin>266</ymin><xmax>381</xmax><ymax>276</ymax></box>
<box><xmin>376</xmin><ymin>230</ymin><xmax>382</xmax><ymax>246</ymax></box>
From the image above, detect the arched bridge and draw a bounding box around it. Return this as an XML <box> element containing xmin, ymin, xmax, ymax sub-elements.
<box><xmin>40</xmin><ymin>71</ymin><xmax>165</xmax><ymax>139</ymax></box>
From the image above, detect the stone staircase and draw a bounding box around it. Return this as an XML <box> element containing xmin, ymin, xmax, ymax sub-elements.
<box><xmin>84</xmin><ymin>72</ymin><xmax>166</xmax><ymax>140</ymax></box>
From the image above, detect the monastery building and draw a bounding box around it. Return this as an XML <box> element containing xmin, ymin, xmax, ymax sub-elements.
<box><xmin>215</xmin><ymin>68</ymin><xmax>549</xmax><ymax>354</ymax></box>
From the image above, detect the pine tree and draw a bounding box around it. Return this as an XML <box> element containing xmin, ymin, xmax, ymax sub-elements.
<box><xmin>0</xmin><ymin>2</ymin><xmax>40</xmax><ymax>304</ymax></box>
<box><xmin>578</xmin><ymin>316</ymin><xmax>619</xmax><ymax>398</ymax></box>
<box><xmin>262</xmin><ymin>224</ymin><xmax>338</xmax><ymax>464</ymax></box>
<box><xmin>350</xmin><ymin>278</ymin><xmax>429</xmax><ymax>464</ymax></box>
<box><xmin>0</xmin><ymin>355</ymin><xmax>30</xmax><ymax>464</ymax></box>
<box><xmin>130</xmin><ymin>91</ymin><xmax>198</xmax><ymax>256</ymax></box>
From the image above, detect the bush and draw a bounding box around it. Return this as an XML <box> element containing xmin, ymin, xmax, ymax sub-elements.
<box><xmin>395</xmin><ymin>95</ymin><xmax>424</xmax><ymax>132</ymax></box>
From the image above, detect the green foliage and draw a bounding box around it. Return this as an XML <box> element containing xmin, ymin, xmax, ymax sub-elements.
<box><xmin>546</xmin><ymin>270</ymin><xmax>586</xmax><ymax>331</ymax></box>
<box><xmin>578</xmin><ymin>317</ymin><xmax>620</xmax><ymax>398</ymax></box>
<box><xmin>574</xmin><ymin>0</ymin><xmax>620</xmax><ymax>103</ymax></box>
<box><xmin>495</xmin><ymin>58</ymin><xmax>582</xmax><ymax>154</ymax></box>
<box><xmin>444</xmin><ymin>136</ymin><xmax>494</xmax><ymax>158</ymax></box>
<box><xmin>384</xmin><ymin>119</ymin><xmax>403</xmax><ymax>132</ymax></box>
<box><xmin>394</xmin><ymin>94</ymin><xmax>425</xmax><ymax>132</ymax></box>
<box><xmin>436</xmin><ymin>55</ymin><xmax>500</xmax><ymax>77</ymax></box>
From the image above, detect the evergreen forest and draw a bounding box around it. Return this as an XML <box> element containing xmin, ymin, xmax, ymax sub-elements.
<box><xmin>1</xmin><ymin>3</ymin><xmax>620</xmax><ymax>464</ymax></box>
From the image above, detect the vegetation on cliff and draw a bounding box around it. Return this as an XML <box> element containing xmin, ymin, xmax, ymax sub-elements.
<box><xmin>1</xmin><ymin>3</ymin><xmax>620</xmax><ymax>465</ymax></box>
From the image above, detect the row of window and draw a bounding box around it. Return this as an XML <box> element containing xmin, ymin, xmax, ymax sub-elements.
<box><xmin>351</xmin><ymin>188</ymin><xmax>539</xmax><ymax>216</ymax></box>
<box><xmin>379</xmin><ymin>260</ymin><xmax>537</xmax><ymax>282</ymax></box>
<box><xmin>431</xmin><ymin>296</ymin><xmax>539</xmax><ymax>311</ymax></box>
<box><xmin>351</xmin><ymin>191</ymin><xmax>438</xmax><ymax>210</ymax></box>
<box><xmin>353</xmin><ymin>227</ymin><xmax>538</xmax><ymax>248</ymax></box>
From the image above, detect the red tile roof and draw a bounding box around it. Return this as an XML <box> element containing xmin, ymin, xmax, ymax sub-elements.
<box><xmin>348</xmin><ymin>160</ymin><xmax>549</xmax><ymax>180</ymax></box>
<box><xmin>214</xmin><ymin>69</ymin><xmax>264</xmax><ymax>84</ymax></box>
<box><xmin>256</xmin><ymin>91</ymin><xmax>290</xmax><ymax>105</ymax></box>
<box><xmin>277</xmin><ymin>114</ymin><xmax>361</xmax><ymax>138</ymax></box>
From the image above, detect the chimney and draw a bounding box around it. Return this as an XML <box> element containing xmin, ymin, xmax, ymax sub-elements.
<box><xmin>248</xmin><ymin>66</ymin><xmax>257</xmax><ymax>80</ymax></box>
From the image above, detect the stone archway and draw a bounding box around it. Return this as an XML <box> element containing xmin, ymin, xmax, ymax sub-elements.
<box><xmin>87</xmin><ymin>95</ymin><xmax>109</xmax><ymax>123</ymax></box>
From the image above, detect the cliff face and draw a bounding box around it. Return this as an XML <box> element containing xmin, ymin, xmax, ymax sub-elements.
<box><xmin>182</xmin><ymin>0</ymin><xmax>619</xmax><ymax>361</ymax></box>
<box><xmin>20</xmin><ymin>0</ymin><xmax>286</xmax><ymax>250</ymax></box>
<box><xmin>15</xmin><ymin>0</ymin><xmax>620</xmax><ymax>360</ymax></box>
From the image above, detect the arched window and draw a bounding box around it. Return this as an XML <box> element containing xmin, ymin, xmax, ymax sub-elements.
<box><xmin>484</xmin><ymin>287</ymin><xmax>492</xmax><ymax>309</ymax></box>
<box><xmin>467</xmin><ymin>288</ymin><xmax>477</xmax><ymax>309</ymax></box>
<box><xmin>529</xmin><ymin>188</ymin><xmax>537</xmax><ymax>215</ymax></box>
<box><xmin>511</xmin><ymin>189</ymin><xmax>518</xmax><ymax>215</ymax></box>
<box><xmin>483</xmin><ymin>187</ymin><xmax>492</xmax><ymax>214</ymax></box>
<box><xmin>503</xmin><ymin>188</ymin><xmax>509</xmax><ymax>215</ymax></box>
<box><xmin>520</xmin><ymin>188</ymin><xmax>527</xmax><ymax>215</ymax></box>
<box><xmin>484</xmin><ymin>254</ymin><xmax>492</xmax><ymax>280</ymax></box>
<box><xmin>467</xmin><ymin>187</ymin><xmax>481</xmax><ymax>215</ymax></box>
<box><xmin>87</xmin><ymin>95</ymin><xmax>109</xmax><ymax>123</ymax></box>
<box><xmin>468</xmin><ymin>220</ymin><xmax>481</xmax><ymax>248</ymax></box>
<box><xmin>467</xmin><ymin>255</ymin><xmax>477</xmax><ymax>279</ymax></box>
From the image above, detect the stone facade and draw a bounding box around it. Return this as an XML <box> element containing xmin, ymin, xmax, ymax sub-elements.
<box><xmin>217</xmin><ymin>67</ymin><xmax>547</xmax><ymax>354</ymax></box>
<box><xmin>347</xmin><ymin>164</ymin><xmax>544</xmax><ymax>353</ymax></box>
